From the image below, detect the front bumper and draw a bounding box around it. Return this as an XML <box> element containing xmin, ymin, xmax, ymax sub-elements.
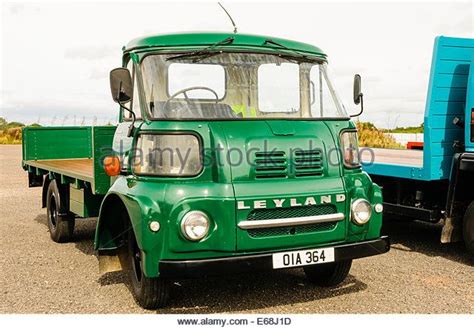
<box><xmin>159</xmin><ymin>236</ymin><xmax>390</xmax><ymax>278</ymax></box>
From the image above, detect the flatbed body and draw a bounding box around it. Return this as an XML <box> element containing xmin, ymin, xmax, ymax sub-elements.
<box><xmin>24</xmin><ymin>159</ymin><xmax>94</xmax><ymax>183</ymax></box>
<box><xmin>362</xmin><ymin>148</ymin><xmax>424</xmax><ymax>179</ymax></box>
<box><xmin>361</xmin><ymin>148</ymin><xmax>423</xmax><ymax>167</ymax></box>
<box><xmin>22</xmin><ymin>126</ymin><xmax>116</xmax><ymax>195</ymax></box>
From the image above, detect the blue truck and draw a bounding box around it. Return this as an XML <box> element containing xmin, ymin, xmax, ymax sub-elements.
<box><xmin>362</xmin><ymin>36</ymin><xmax>474</xmax><ymax>254</ymax></box>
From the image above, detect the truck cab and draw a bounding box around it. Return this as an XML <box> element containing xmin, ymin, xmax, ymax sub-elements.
<box><xmin>23</xmin><ymin>32</ymin><xmax>389</xmax><ymax>309</ymax></box>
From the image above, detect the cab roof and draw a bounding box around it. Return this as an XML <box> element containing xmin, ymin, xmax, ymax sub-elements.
<box><xmin>125</xmin><ymin>32</ymin><xmax>327</xmax><ymax>59</ymax></box>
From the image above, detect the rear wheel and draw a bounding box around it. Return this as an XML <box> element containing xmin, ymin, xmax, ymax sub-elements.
<box><xmin>462</xmin><ymin>201</ymin><xmax>474</xmax><ymax>254</ymax></box>
<box><xmin>126</xmin><ymin>227</ymin><xmax>169</xmax><ymax>309</ymax></box>
<box><xmin>46</xmin><ymin>179</ymin><xmax>75</xmax><ymax>243</ymax></box>
<box><xmin>304</xmin><ymin>260</ymin><xmax>352</xmax><ymax>286</ymax></box>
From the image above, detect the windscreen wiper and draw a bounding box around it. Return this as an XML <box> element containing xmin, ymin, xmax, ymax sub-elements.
<box><xmin>263</xmin><ymin>39</ymin><xmax>309</xmax><ymax>61</ymax></box>
<box><xmin>167</xmin><ymin>37</ymin><xmax>235</xmax><ymax>62</ymax></box>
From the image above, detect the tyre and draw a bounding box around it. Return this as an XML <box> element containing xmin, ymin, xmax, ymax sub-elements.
<box><xmin>46</xmin><ymin>179</ymin><xmax>75</xmax><ymax>243</ymax></box>
<box><xmin>463</xmin><ymin>201</ymin><xmax>474</xmax><ymax>255</ymax></box>
<box><xmin>126</xmin><ymin>227</ymin><xmax>169</xmax><ymax>309</ymax></box>
<box><xmin>304</xmin><ymin>260</ymin><xmax>352</xmax><ymax>286</ymax></box>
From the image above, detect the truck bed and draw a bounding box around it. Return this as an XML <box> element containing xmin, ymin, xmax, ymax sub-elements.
<box><xmin>361</xmin><ymin>148</ymin><xmax>423</xmax><ymax>167</ymax></box>
<box><xmin>362</xmin><ymin>147</ymin><xmax>426</xmax><ymax>180</ymax></box>
<box><xmin>22</xmin><ymin>126</ymin><xmax>116</xmax><ymax>194</ymax></box>
<box><xmin>24</xmin><ymin>159</ymin><xmax>94</xmax><ymax>183</ymax></box>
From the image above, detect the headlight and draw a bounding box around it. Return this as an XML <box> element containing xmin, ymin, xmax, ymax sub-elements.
<box><xmin>340</xmin><ymin>130</ymin><xmax>360</xmax><ymax>168</ymax></box>
<box><xmin>351</xmin><ymin>199</ymin><xmax>372</xmax><ymax>225</ymax></box>
<box><xmin>180</xmin><ymin>211</ymin><xmax>210</xmax><ymax>241</ymax></box>
<box><xmin>134</xmin><ymin>134</ymin><xmax>201</xmax><ymax>176</ymax></box>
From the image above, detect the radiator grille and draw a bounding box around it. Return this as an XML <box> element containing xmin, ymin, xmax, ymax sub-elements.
<box><xmin>248</xmin><ymin>222</ymin><xmax>337</xmax><ymax>238</ymax></box>
<box><xmin>245</xmin><ymin>204</ymin><xmax>338</xmax><ymax>238</ymax></box>
<box><xmin>247</xmin><ymin>204</ymin><xmax>336</xmax><ymax>221</ymax></box>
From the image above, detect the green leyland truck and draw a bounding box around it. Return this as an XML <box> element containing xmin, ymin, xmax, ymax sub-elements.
<box><xmin>22</xmin><ymin>32</ymin><xmax>389</xmax><ymax>309</ymax></box>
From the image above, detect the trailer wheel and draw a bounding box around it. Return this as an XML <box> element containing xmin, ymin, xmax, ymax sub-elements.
<box><xmin>304</xmin><ymin>260</ymin><xmax>352</xmax><ymax>286</ymax></box>
<box><xmin>126</xmin><ymin>226</ymin><xmax>169</xmax><ymax>309</ymax></box>
<box><xmin>46</xmin><ymin>179</ymin><xmax>75</xmax><ymax>243</ymax></box>
<box><xmin>463</xmin><ymin>201</ymin><xmax>474</xmax><ymax>254</ymax></box>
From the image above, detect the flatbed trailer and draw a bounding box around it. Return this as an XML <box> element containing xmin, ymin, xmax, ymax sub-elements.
<box><xmin>362</xmin><ymin>36</ymin><xmax>474</xmax><ymax>253</ymax></box>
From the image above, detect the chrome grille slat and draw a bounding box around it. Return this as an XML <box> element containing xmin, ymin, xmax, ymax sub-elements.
<box><xmin>238</xmin><ymin>213</ymin><xmax>344</xmax><ymax>229</ymax></box>
<box><xmin>243</xmin><ymin>204</ymin><xmax>339</xmax><ymax>237</ymax></box>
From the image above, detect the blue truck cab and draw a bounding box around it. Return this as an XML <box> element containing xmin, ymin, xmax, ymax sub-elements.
<box><xmin>362</xmin><ymin>36</ymin><xmax>474</xmax><ymax>254</ymax></box>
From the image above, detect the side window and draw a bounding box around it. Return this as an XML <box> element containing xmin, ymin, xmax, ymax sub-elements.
<box><xmin>310</xmin><ymin>65</ymin><xmax>340</xmax><ymax>118</ymax></box>
<box><xmin>124</xmin><ymin>60</ymin><xmax>142</xmax><ymax>120</ymax></box>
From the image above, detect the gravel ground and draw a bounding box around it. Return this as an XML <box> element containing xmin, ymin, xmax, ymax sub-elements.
<box><xmin>0</xmin><ymin>144</ymin><xmax>473</xmax><ymax>314</ymax></box>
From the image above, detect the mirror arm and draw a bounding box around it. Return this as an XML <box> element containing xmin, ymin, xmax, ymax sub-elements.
<box><xmin>117</xmin><ymin>81</ymin><xmax>136</xmax><ymax>137</ymax></box>
<box><xmin>350</xmin><ymin>93</ymin><xmax>364</xmax><ymax>118</ymax></box>
<box><xmin>122</xmin><ymin>106</ymin><xmax>136</xmax><ymax>137</ymax></box>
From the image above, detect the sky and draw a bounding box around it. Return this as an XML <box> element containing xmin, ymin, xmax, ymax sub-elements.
<box><xmin>1</xmin><ymin>0</ymin><xmax>473</xmax><ymax>128</ymax></box>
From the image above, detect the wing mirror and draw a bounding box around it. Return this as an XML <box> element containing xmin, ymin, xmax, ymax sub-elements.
<box><xmin>351</xmin><ymin>74</ymin><xmax>364</xmax><ymax>117</ymax></box>
<box><xmin>110</xmin><ymin>67</ymin><xmax>135</xmax><ymax>137</ymax></box>
<box><xmin>110</xmin><ymin>68</ymin><xmax>132</xmax><ymax>104</ymax></box>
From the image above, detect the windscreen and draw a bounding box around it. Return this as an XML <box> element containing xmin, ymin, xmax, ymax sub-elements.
<box><xmin>140</xmin><ymin>52</ymin><xmax>348</xmax><ymax>120</ymax></box>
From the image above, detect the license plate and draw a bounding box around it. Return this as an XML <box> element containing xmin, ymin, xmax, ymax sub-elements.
<box><xmin>272</xmin><ymin>247</ymin><xmax>335</xmax><ymax>269</ymax></box>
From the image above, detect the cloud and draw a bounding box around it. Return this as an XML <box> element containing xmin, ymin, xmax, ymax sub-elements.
<box><xmin>2</xmin><ymin>1</ymin><xmax>473</xmax><ymax>129</ymax></box>
<box><xmin>435</xmin><ymin>4</ymin><xmax>472</xmax><ymax>35</ymax></box>
<box><xmin>6</xmin><ymin>3</ymin><xmax>25</xmax><ymax>15</ymax></box>
<box><xmin>63</xmin><ymin>45</ymin><xmax>118</xmax><ymax>61</ymax></box>
<box><xmin>89</xmin><ymin>68</ymin><xmax>110</xmax><ymax>80</ymax></box>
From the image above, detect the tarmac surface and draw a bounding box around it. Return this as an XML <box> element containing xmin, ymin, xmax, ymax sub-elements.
<box><xmin>1</xmin><ymin>145</ymin><xmax>473</xmax><ymax>314</ymax></box>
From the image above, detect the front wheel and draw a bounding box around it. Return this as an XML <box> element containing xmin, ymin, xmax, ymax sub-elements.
<box><xmin>126</xmin><ymin>228</ymin><xmax>169</xmax><ymax>309</ymax></box>
<box><xmin>462</xmin><ymin>201</ymin><xmax>474</xmax><ymax>254</ymax></box>
<box><xmin>46</xmin><ymin>179</ymin><xmax>75</xmax><ymax>243</ymax></box>
<box><xmin>304</xmin><ymin>260</ymin><xmax>352</xmax><ymax>286</ymax></box>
